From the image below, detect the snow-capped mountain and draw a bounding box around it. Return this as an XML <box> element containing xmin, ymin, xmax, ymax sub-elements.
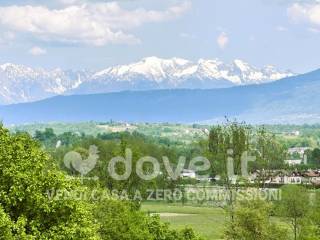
<box><xmin>94</xmin><ymin>57</ymin><xmax>293</xmax><ymax>84</ymax></box>
<box><xmin>0</xmin><ymin>63</ymin><xmax>91</xmax><ymax>104</ymax></box>
<box><xmin>74</xmin><ymin>57</ymin><xmax>294</xmax><ymax>94</ymax></box>
<box><xmin>2</xmin><ymin>68</ymin><xmax>320</xmax><ymax>125</ymax></box>
<box><xmin>0</xmin><ymin>57</ymin><xmax>294</xmax><ymax>105</ymax></box>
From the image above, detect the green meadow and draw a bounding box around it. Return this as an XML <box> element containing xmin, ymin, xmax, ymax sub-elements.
<box><xmin>142</xmin><ymin>202</ymin><xmax>292</xmax><ymax>240</ymax></box>
<box><xmin>142</xmin><ymin>202</ymin><xmax>227</xmax><ymax>240</ymax></box>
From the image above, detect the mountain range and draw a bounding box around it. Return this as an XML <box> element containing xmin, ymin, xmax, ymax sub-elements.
<box><xmin>0</xmin><ymin>63</ymin><xmax>91</xmax><ymax>104</ymax></box>
<box><xmin>0</xmin><ymin>57</ymin><xmax>293</xmax><ymax>104</ymax></box>
<box><xmin>1</xmin><ymin>68</ymin><xmax>320</xmax><ymax>125</ymax></box>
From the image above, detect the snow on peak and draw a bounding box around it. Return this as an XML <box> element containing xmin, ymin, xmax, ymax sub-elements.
<box><xmin>0</xmin><ymin>63</ymin><xmax>34</xmax><ymax>73</ymax></box>
<box><xmin>233</xmin><ymin>59</ymin><xmax>251</xmax><ymax>72</ymax></box>
<box><xmin>0</xmin><ymin>57</ymin><xmax>295</xmax><ymax>105</ymax></box>
<box><xmin>94</xmin><ymin>56</ymin><xmax>193</xmax><ymax>82</ymax></box>
<box><xmin>0</xmin><ymin>63</ymin><xmax>91</xmax><ymax>104</ymax></box>
<box><xmin>0</xmin><ymin>63</ymin><xmax>15</xmax><ymax>71</ymax></box>
<box><xmin>92</xmin><ymin>57</ymin><xmax>294</xmax><ymax>87</ymax></box>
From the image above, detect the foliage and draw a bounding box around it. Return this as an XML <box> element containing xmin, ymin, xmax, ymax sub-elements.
<box><xmin>95</xmin><ymin>199</ymin><xmax>151</xmax><ymax>240</ymax></box>
<box><xmin>0</xmin><ymin>125</ymin><xmax>204</xmax><ymax>240</ymax></box>
<box><xmin>298</xmin><ymin>191</ymin><xmax>320</xmax><ymax>240</ymax></box>
<box><xmin>0</xmin><ymin>126</ymin><xmax>99</xmax><ymax>239</ymax></box>
<box><xmin>225</xmin><ymin>199</ymin><xmax>288</xmax><ymax>240</ymax></box>
<box><xmin>6</xmin><ymin>122</ymin><xmax>320</xmax><ymax>240</ymax></box>
<box><xmin>51</xmin><ymin>131</ymin><xmax>190</xmax><ymax>199</ymax></box>
<box><xmin>304</xmin><ymin>148</ymin><xmax>320</xmax><ymax>167</ymax></box>
<box><xmin>277</xmin><ymin>185</ymin><xmax>311</xmax><ymax>240</ymax></box>
<box><xmin>95</xmin><ymin>198</ymin><xmax>204</xmax><ymax>240</ymax></box>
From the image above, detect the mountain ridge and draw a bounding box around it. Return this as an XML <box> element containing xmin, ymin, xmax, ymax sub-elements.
<box><xmin>1</xmin><ymin>68</ymin><xmax>319</xmax><ymax>125</ymax></box>
<box><xmin>0</xmin><ymin>57</ymin><xmax>294</xmax><ymax>104</ymax></box>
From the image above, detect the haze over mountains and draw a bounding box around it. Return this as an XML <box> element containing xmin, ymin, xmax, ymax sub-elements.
<box><xmin>0</xmin><ymin>63</ymin><xmax>91</xmax><ymax>104</ymax></box>
<box><xmin>2</xmin><ymin>56</ymin><xmax>317</xmax><ymax>125</ymax></box>
<box><xmin>1</xmin><ymin>68</ymin><xmax>320</xmax><ymax>125</ymax></box>
<box><xmin>0</xmin><ymin>57</ymin><xmax>293</xmax><ymax>104</ymax></box>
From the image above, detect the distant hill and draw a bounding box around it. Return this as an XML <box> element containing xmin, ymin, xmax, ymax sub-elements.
<box><xmin>0</xmin><ymin>69</ymin><xmax>319</xmax><ymax>125</ymax></box>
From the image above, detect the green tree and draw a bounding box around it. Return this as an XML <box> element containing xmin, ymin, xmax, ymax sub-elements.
<box><xmin>0</xmin><ymin>204</ymin><xmax>14</xmax><ymax>240</ymax></box>
<box><xmin>208</xmin><ymin>121</ymin><xmax>252</xmax><ymax>222</ymax></box>
<box><xmin>0</xmin><ymin>125</ymin><xmax>204</xmax><ymax>240</ymax></box>
<box><xmin>254</xmin><ymin>126</ymin><xmax>287</xmax><ymax>187</ymax></box>
<box><xmin>0</xmin><ymin>126</ymin><xmax>99</xmax><ymax>239</ymax></box>
<box><xmin>310</xmin><ymin>192</ymin><xmax>320</xmax><ymax>237</ymax></box>
<box><xmin>95</xmin><ymin>198</ymin><xmax>204</xmax><ymax>240</ymax></box>
<box><xmin>34</xmin><ymin>128</ymin><xmax>57</xmax><ymax>147</ymax></box>
<box><xmin>95</xmin><ymin>199</ymin><xmax>151</xmax><ymax>240</ymax></box>
<box><xmin>225</xmin><ymin>199</ymin><xmax>288</xmax><ymax>240</ymax></box>
<box><xmin>299</xmin><ymin>191</ymin><xmax>320</xmax><ymax>240</ymax></box>
<box><xmin>311</xmin><ymin>148</ymin><xmax>320</xmax><ymax>166</ymax></box>
<box><xmin>278</xmin><ymin>185</ymin><xmax>310</xmax><ymax>240</ymax></box>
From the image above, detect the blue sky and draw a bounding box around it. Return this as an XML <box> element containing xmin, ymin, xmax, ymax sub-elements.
<box><xmin>0</xmin><ymin>0</ymin><xmax>319</xmax><ymax>73</ymax></box>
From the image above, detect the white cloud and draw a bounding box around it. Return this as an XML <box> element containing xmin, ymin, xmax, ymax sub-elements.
<box><xmin>0</xmin><ymin>1</ymin><xmax>191</xmax><ymax>46</ymax></box>
<box><xmin>217</xmin><ymin>32</ymin><xmax>228</xmax><ymax>49</ymax></box>
<box><xmin>288</xmin><ymin>3</ymin><xmax>320</xmax><ymax>29</ymax></box>
<box><xmin>29</xmin><ymin>46</ymin><xmax>47</xmax><ymax>55</ymax></box>
<box><xmin>58</xmin><ymin>0</ymin><xmax>83</xmax><ymax>5</ymax></box>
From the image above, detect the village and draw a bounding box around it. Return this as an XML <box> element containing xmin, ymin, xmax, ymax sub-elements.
<box><xmin>180</xmin><ymin>146</ymin><xmax>320</xmax><ymax>186</ymax></box>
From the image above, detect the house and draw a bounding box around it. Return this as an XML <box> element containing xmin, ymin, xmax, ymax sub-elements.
<box><xmin>269</xmin><ymin>171</ymin><xmax>303</xmax><ymax>184</ymax></box>
<box><xmin>292</xmin><ymin>131</ymin><xmax>300</xmax><ymax>136</ymax></box>
<box><xmin>287</xmin><ymin>131</ymin><xmax>300</xmax><ymax>136</ymax></box>
<box><xmin>284</xmin><ymin>174</ymin><xmax>303</xmax><ymax>184</ymax></box>
<box><xmin>284</xmin><ymin>159</ymin><xmax>302</xmax><ymax>166</ymax></box>
<box><xmin>250</xmin><ymin>170</ymin><xmax>320</xmax><ymax>185</ymax></box>
<box><xmin>302</xmin><ymin>170</ymin><xmax>320</xmax><ymax>185</ymax></box>
<box><xmin>288</xmin><ymin>147</ymin><xmax>310</xmax><ymax>157</ymax></box>
<box><xmin>285</xmin><ymin>147</ymin><xmax>310</xmax><ymax>166</ymax></box>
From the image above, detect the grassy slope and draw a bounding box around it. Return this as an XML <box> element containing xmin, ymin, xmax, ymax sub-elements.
<box><xmin>142</xmin><ymin>202</ymin><xmax>292</xmax><ymax>240</ymax></box>
<box><xmin>141</xmin><ymin>202</ymin><xmax>226</xmax><ymax>240</ymax></box>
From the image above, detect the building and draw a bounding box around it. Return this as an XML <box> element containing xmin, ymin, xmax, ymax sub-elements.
<box><xmin>270</xmin><ymin>171</ymin><xmax>303</xmax><ymax>184</ymax></box>
<box><xmin>302</xmin><ymin>170</ymin><xmax>320</xmax><ymax>185</ymax></box>
<box><xmin>284</xmin><ymin>159</ymin><xmax>302</xmax><ymax>166</ymax></box>
<box><xmin>288</xmin><ymin>131</ymin><xmax>300</xmax><ymax>136</ymax></box>
<box><xmin>288</xmin><ymin>147</ymin><xmax>310</xmax><ymax>157</ymax></box>
<box><xmin>248</xmin><ymin>170</ymin><xmax>320</xmax><ymax>185</ymax></box>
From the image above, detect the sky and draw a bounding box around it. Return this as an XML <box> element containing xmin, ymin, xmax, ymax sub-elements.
<box><xmin>0</xmin><ymin>0</ymin><xmax>319</xmax><ymax>73</ymax></box>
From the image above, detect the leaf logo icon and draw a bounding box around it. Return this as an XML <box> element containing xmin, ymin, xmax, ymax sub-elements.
<box><xmin>64</xmin><ymin>145</ymin><xmax>99</xmax><ymax>176</ymax></box>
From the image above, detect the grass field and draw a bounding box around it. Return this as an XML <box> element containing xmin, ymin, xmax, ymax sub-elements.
<box><xmin>141</xmin><ymin>202</ymin><xmax>227</xmax><ymax>240</ymax></box>
<box><xmin>142</xmin><ymin>202</ymin><xmax>292</xmax><ymax>240</ymax></box>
